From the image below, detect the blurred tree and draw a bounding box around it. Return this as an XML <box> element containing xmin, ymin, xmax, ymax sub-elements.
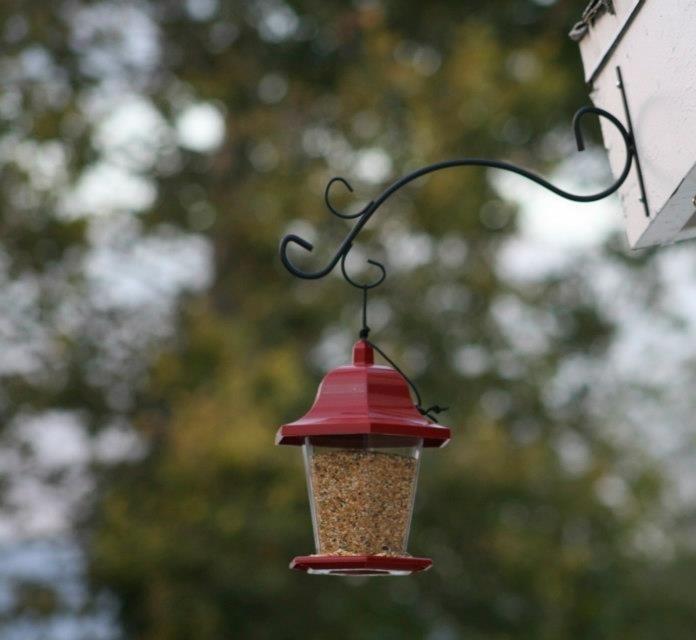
<box><xmin>2</xmin><ymin>0</ymin><xmax>696</xmax><ymax>638</ymax></box>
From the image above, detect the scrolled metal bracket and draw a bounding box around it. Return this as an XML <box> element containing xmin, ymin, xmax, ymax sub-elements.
<box><xmin>280</xmin><ymin>67</ymin><xmax>647</xmax><ymax>291</ymax></box>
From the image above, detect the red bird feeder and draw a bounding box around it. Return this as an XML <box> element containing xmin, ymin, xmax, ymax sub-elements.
<box><xmin>277</xmin><ymin>340</ymin><xmax>450</xmax><ymax>576</ymax></box>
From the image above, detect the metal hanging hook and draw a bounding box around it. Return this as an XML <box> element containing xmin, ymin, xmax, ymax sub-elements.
<box><xmin>339</xmin><ymin>253</ymin><xmax>386</xmax><ymax>290</ymax></box>
<box><xmin>340</xmin><ymin>253</ymin><xmax>386</xmax><ymax>339</ymax></box>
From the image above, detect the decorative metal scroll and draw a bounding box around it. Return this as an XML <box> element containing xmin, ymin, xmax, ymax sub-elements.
<box><xmin>281</xmin><ymin>68</ymin><xmax>646</xmax><ymax>292</ymax></box>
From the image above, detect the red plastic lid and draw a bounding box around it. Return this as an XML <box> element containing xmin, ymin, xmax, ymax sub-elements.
<box><xmin>276</xmin><ymin>341</ymin><xmax>450</xmax><ymax>448</ymax></box>
<box><xmin>290</xmin><ymin>554</ymin><xmax>432</xmax><ymax>575</ymax></box>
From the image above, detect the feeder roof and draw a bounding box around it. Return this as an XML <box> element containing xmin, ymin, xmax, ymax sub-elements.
<box><xmin>276</xmin><ymin>340</ymin><xmax>451</xmax><ymax>448</ymax></box>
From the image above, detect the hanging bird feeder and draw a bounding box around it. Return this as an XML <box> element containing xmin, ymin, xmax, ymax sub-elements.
<box><xmin>277</xmin><ymin>339</ymin><xmax>450</xmax><ymax>575</ymax></box>
<box><xmin>278</xmin><ymin>76</ymin><xmax>648</xmax><ymax>575</ymax></box>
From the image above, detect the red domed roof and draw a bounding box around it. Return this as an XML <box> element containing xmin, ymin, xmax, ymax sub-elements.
<box><xmin>276</xmin><ymin>340</ymin><xmax>450</xmax><ymax>448</ymax></box>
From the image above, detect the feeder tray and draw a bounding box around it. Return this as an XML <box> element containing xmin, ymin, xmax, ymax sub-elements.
<box><xmin>290</xmin><ymin>554</ymin><xmax>432</xmax><ymax>576</ymax></box>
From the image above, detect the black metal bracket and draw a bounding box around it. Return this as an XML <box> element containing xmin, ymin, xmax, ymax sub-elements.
<box><xmin>280</xmin><ymin>66</ymin><xmax>647</xmax><ymax>295</ymax></box>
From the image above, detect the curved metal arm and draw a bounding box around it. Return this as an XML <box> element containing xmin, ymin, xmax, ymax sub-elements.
<box><xmin>280</xmin><ymin>105</ymin><xmax>636</xmax><ymax>283</ymax></box>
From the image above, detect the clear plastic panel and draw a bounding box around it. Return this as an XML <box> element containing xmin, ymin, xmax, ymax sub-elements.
<box><xmin>303</xmin><ymin>435</ymin><xmax>422</xmax><ymax>557</ymax></box>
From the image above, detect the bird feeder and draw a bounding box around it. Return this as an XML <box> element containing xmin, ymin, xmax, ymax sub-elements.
<box><xmin>571</xmin><ymin>0</ymin><xmax>696</xmax><ymax>248</ymax></box>
<box><xmin>277</xmin><ymin>340</ymin><xmax>450</xmax><ymax>576</ymax></box>
<box><xmin>276</xmin><ymin>28</ymin><xmax>665</xmax><ymax>574</ymax></box>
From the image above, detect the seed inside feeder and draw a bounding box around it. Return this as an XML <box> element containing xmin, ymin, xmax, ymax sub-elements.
<box><xmin>307</xmin><ymin>446</ymin><xmax>420</xmax><ymax>556</ymax></box>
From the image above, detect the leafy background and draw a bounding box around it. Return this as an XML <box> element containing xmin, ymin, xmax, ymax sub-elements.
<box><xmin>2</xmin><ymin>1</ymin><xmax>696</xmax><ymax>638</ymax></box>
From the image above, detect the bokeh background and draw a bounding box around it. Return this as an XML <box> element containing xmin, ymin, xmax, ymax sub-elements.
<box><xmin>3</xmin><ymin>1</ymin><xmax>696</xmax><ymax>638</ymax></box>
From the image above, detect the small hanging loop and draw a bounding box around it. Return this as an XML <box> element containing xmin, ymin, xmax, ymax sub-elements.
<box><xmin>418</xmin><ymin>404</ymin><xmax>450</xmax><ymax>423</ymax></box>
<box><xmin>340</xmin><ymin>253</ymin><xmax>386</xmax><ymax>338</ymax></box>
<box><xmin>340</xmin><ymin>253</ymin><xmax>387</xmax><ymax>290</ymax></box>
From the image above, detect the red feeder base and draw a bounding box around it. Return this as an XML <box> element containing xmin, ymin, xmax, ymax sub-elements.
<box><xmin>290</xmin><ymin>554</ymin><xmax>432</xmax><ymax>576</ymax></box>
